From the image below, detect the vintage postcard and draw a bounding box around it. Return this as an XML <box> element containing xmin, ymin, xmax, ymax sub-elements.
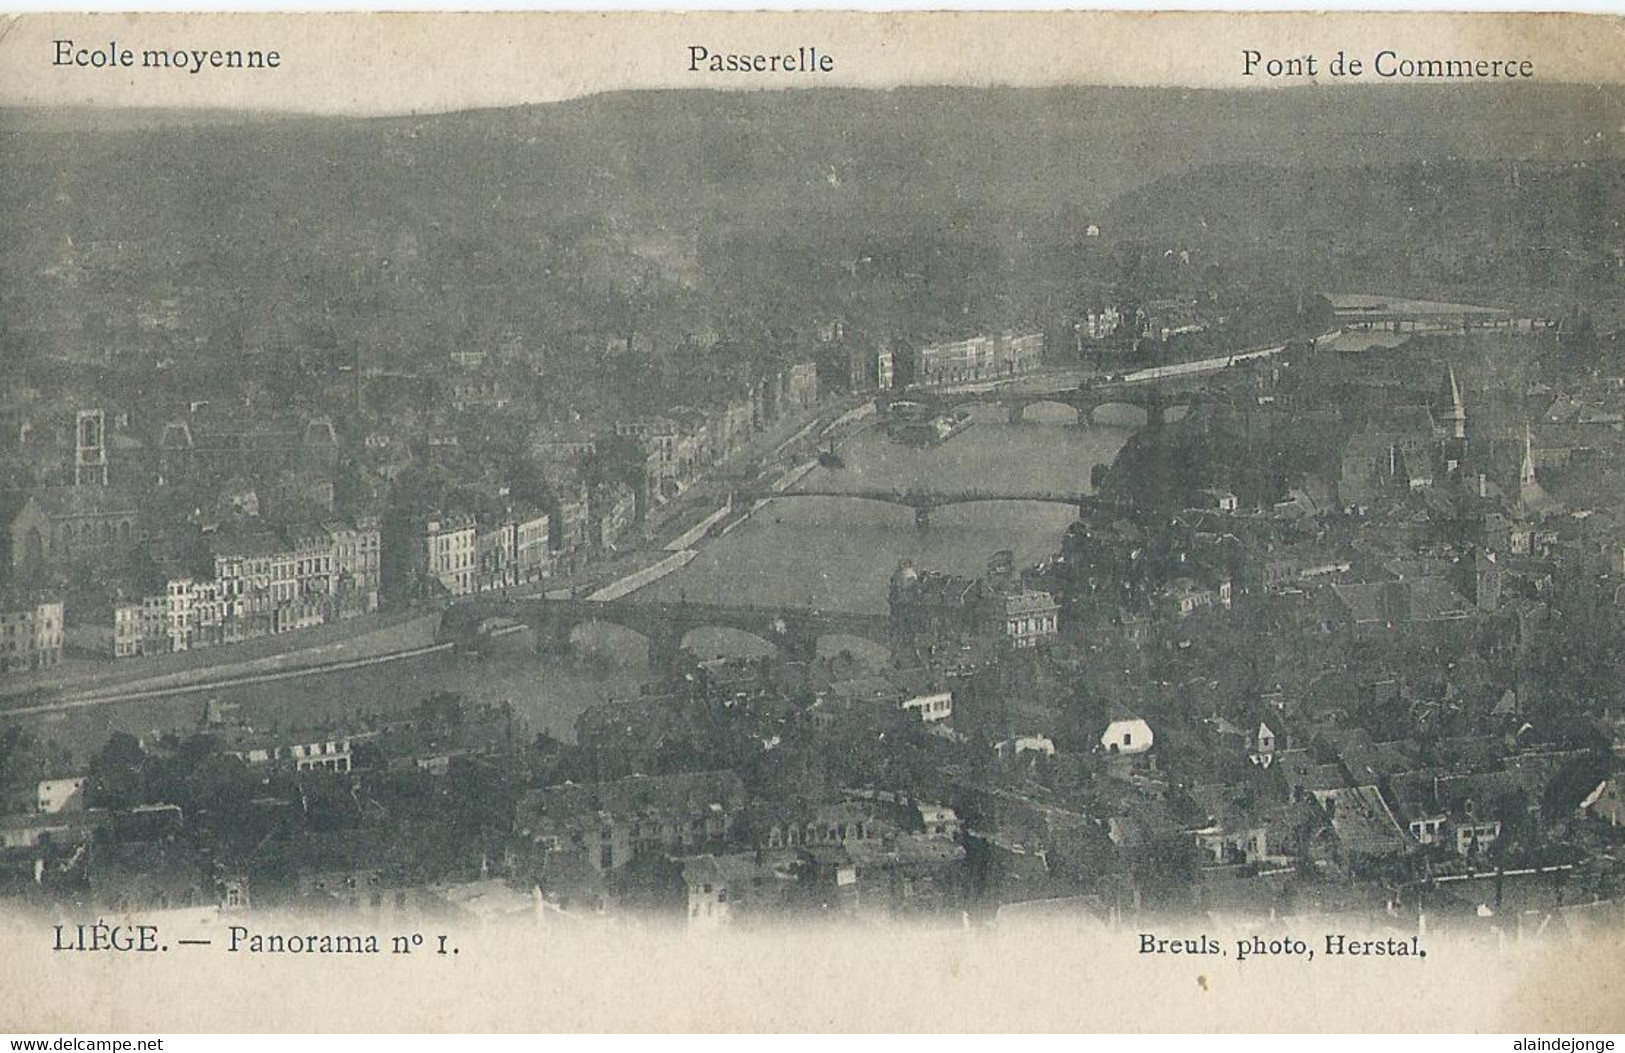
<box><xmin>1</xmin><ymin>9</ymin><xmax>1624</xmax><ymax>1035</ymax></box>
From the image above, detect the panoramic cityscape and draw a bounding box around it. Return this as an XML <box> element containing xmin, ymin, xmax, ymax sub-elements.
<box><xmin>2</xmin><ymin>82</ymin><xmax>1624</xmax><ymax>940</ymax></box>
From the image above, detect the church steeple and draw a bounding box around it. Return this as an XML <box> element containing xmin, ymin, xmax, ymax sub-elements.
<box><xmin>1516</xmin><ymin>421</ymin><xmax>1557</xmax><ymax>516</ymax></box>
<box><xmin>1436</xmin><ymin>366</ymin><xmax>1467</xmax><ymax>441</ymax></box>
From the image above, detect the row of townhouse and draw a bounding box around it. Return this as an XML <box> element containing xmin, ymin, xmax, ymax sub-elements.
<box><xmin>550</xmin><ymin>490</ymin><xmax>592</xmax><ymax>576</ymax></box>
<box><xmin>225</xmin><ymin>730</ymin><xmax>361</xmax><ymax>774</ymax></box>
<box><xmin>589</xmin><ymin>483</ymin><xmax>639</xmax><ymax>553</ymax></box>
<box><xmin>473</xmin><ymin>507</ymin><xmax>554</xmax><ymax>592</ymax></box>
<box><xmin>0</xmin><ymin>590</ymin><xmax>64</xmax><ymax>674</ymax></box>
<box><xmin>422</xmin><ymin>513</ymin><xmax>476</xmax><ymax>596</ymax></box>
<box><xmin>902</xmin><ymin>330</ymin><xmax>1046</xmax><ymax>388</ymax></box>
<box><xmin>396</xmin><ymin>506</ymin><xmax>556</xmax><ymax>599</ymax></box>
<box><xmin>111</xmin><ymin>518</ymin><xmax>381</xmax><ymax>657</ymax></box>
<box><xmin>614</xmin><ymin>416</ymin><xmax>686</xmax><ymax>494</ymax></box>
<box><xmin>817</xmin><ymin>339</ymin><xmax>896</xmax><ymax>395</ymax></box>
<box><xmin>613</xmin><ymin>359</ymin><xmax>823</xmax><ymax>500</ymax></box>
<box><xmin>616</xmin><ymin>404</ymin><xmax>733</xmax><ymax>499</ymax></box>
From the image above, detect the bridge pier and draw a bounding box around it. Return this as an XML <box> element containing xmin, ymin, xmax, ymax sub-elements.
<box><xmin>534</xmin><ymin>616</ymin><xmax>576</xmax><ymax>657</ymax></box>
<box><xmin>646</xmin><ymin>629</ymin><xmax>688</xmax><ymax>675</ymax></box>
<box><xmin>776</xmin><ymin>620</ymin><xmax>821</xmax><ymax>665</ymax></box>
<box><xmin>1144</xmin><ymin>395</ymin><xmax>1168</xmax><ymax>431</ymax></box>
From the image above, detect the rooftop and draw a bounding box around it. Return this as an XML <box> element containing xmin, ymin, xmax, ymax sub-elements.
<box><xmin>516</xmin><ymin>770</ymin><xmax>747</xmax><ymax>831</ymax></box>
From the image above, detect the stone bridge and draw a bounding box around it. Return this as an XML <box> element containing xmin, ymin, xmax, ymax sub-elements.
<box><xmin>439</xmin><ymin>595</ymin><xmax>894</xmax><ymax>672</ymax></box>
<box><xmin>907</xmin><ymin>381</ymin><xmax>1212</xmax><ymax>428</ymax></box>
<box><xmin>896</xmin><ymin>356</ymin><xmax>1273</xmax><ymax>427</ymax></box>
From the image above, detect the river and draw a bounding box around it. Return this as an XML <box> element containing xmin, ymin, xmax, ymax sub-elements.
<box><xmin>6</xmin><ymin>404</ymin><xmax>1132</xmax><ymax>760</ymax></box>
<box><xmin>640</xmin><ymin>403</ymin><xmax>1132</xmax><ymax>615</ymax></box>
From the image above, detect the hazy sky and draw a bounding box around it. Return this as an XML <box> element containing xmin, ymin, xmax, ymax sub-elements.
<box><xmin>2</xmin><ymin>11</ymin><xmax>1623</xmax><ymax>116</ymax></box>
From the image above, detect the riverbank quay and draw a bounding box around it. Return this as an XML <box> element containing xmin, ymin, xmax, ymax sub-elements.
<box><xmin>2</xmin><ymin>637</ymin><xmax>455</xmax><ymax>717</ymax></box>
<box><xmin>0</xmin><ymin>609</ymin><xmax>445</xmax><ymax>714</ymax></box>
<box><xmin>0</xmin><ymin>607</ymin><xmax>442</xmax><ymax>710</ymax></box>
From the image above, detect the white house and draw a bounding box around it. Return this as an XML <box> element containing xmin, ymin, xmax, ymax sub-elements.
<box><xmin>1250</xmin><ymin>722</ymin><xmax>1278</xmax><ymax>767</ymax></box>
<box><xmin>1101</xmin><ymin>710</ymin><xmax>1154</xmax><ymax>755</ymax></box>
<box><xmin>916</xmin><ymin>803</ymin><xmax>960</xmax><ymax>839</ymax></box>
<box><xmin>1581</xmin><ymin>776</ymin><xmax>1625</xmax><ymax>827</ymax></box>
<box><xmin>902</xmin><ymin>689</ymin><xmax>954</xmax><ymax>724</ymax></box>
<box><xmin>996</xmin><ymin>735</ymin><xmax>1057</xmax><ymax>761</ymax></box>
<box><xmin>37</xmin><ymin>776</ymin><xmax>87</xmax><ymax>814</ymax></box>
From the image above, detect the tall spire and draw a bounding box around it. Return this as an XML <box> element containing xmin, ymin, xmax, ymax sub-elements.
<box><xmin>1516</xmin><ymin>421</ymin><xmax>1558</xmax><ymax>517</ymax></box>
<box><xmin>1437</xmin><ymin>365</ymin><xmax>1466</xmax><ymax>440</ymax></box>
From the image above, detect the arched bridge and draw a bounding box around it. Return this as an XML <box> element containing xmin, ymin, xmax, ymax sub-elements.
<box><xmin>909</xmin><ymin>381</ymin><xmax>1216</xmax><ymax>428</ymax></box>
<box><xmin>897</xmin><ymin>351</ymin><xmax>1281</xmax><ymax>427</ymax></box>
<box><xmin>439</xmin><ymin>595</ymin><xmax>894</xmax><ymax>673</ymax></box>
<box><xmin>731</xmin><ymin>487</ymin><xmax>1105</xmax><ymax>527</ymax></box>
